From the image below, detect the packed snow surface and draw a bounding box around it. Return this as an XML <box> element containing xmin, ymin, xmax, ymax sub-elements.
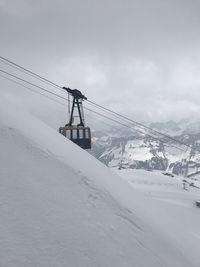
<box><xmin>0</xmin><ymin>95</ymin><xmax>200</xmax><ymax>267</ymax></box>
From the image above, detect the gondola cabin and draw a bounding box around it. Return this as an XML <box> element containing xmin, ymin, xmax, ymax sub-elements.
<box><xmin>59</xmin><ymin>126</ymin><xmax>91</xmax><ymax>149</ymax></box>
<box><xmin>59</xmin><ymin>87</ymin><xmax>92</xmax><ymax>150</ymax></box>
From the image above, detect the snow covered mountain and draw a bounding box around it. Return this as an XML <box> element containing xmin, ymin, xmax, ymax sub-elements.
<box><xmin>90</xmin><ymin>121</ymin><xmax>200</xmax><ymax>177</ymax></box>
<box><xmin>1</xmin><ymin>94</ymin><xmax>200</xmax><ymax>267</ymax></box>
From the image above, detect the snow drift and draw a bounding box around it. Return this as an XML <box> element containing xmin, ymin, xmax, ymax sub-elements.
<box><xmin>0</xmin><ymin>94</ymin><xmax>200</xmax><ymax>267</ymax></box>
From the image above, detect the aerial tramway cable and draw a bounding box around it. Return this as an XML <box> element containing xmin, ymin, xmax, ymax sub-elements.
<box><xmin>0</xmin><ymin>73</ymin><xmax>65</xmax><ymax>106</ymax></box>
<box><xmin>0</xmin><ymin>55</ymin><xmax>61</xmax><ymax>90</ymax></box>
<box><xmin>85</xmin><ymin>100</ymin><xmax>192</xmax><ymax>149</ymax></box>
<box><xmin>0</xmin><ymin>72</ymin><xmax>105</xmax><ymax>129</ymax></box>
<box><xmin>0</xmin><ymin>56</ymin><xmax>198</xmax><ymax>153</ymax></box>
<box><xmin>0</xmin><ymin>55</ymin><xmax>193</xmax><ymax>145</ymax></box>
<box><xmin>0</xmin><ymin>71</ymin><xmax>188</xmax><ymax>152</ymax></box>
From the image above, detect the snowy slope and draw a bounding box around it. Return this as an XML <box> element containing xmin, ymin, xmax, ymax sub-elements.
<box><xmin>115</xmin><ymin>169</ymin><xmax>200</xmax><ymax>265</ymax></box>
<box><xmin>0</xmin><ymin>95</ymin><xmax>200</xmax><ymax>267</ymax></box>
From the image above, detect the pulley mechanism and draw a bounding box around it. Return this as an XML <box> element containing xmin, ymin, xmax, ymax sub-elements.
<box><xmin>59</xmin><ymin>87</ymin><xmax>91</xmax><ymax>149</ymax></box>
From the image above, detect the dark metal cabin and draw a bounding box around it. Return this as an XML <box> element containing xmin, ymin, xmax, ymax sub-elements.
<box><xmin>59</xmin><ymin>126</ymin><xmax>91</xmax><ymax>149</ymax></box>
<box><xmin>59</xmin><ymin>87</ymin><xmax>92</xmax><ymax>150</ymax></box>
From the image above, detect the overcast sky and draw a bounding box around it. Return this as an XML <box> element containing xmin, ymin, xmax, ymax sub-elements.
<box><xmin>1</xmin><ymin>0</ymin><xmax>200</xmax><ymax>124</ymax></box>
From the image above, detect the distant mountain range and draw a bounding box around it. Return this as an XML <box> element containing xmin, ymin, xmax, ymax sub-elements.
<box><xmin>90</xmin><ymin>119</ymin><xmax>200</xmax><ymax>178</ymax></box>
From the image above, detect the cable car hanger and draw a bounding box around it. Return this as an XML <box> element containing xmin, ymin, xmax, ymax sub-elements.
<box><xmin>62</xmin><ymin>87</ymin><xmax>87</xmax><ymax>127</ymax></box>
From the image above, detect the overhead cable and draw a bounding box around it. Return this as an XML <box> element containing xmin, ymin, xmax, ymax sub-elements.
<box><xmin>0</xmin><ymin>55</ymin><xmax>62</xmax><ymax>90</ymax></box>
<box><xmin>0</xmin><ymin>57</ymin><xmax>197</xmax><ymax>153</ymax></box>
<box><xmin>0</xmin><ymin>69</ymin><xmax>188</xmax><ymax>153</ymax></box>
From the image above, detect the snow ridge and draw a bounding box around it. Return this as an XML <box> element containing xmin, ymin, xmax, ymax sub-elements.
<box><xmin>0</xmin><ymin>95</ymin><xmax>200</xmax><ymax>267</ymax></box>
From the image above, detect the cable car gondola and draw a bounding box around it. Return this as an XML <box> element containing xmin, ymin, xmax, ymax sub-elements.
<box><xmin>59</xmin><ymin>87</ymin><xmax>91</xmax><ymax>149</ymax></box>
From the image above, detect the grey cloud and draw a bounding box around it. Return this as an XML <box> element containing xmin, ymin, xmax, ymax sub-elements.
<box><xmin>1</xmin><ymin>0</ymin><xmax>200</xmax><ymax>124</ymax></box>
